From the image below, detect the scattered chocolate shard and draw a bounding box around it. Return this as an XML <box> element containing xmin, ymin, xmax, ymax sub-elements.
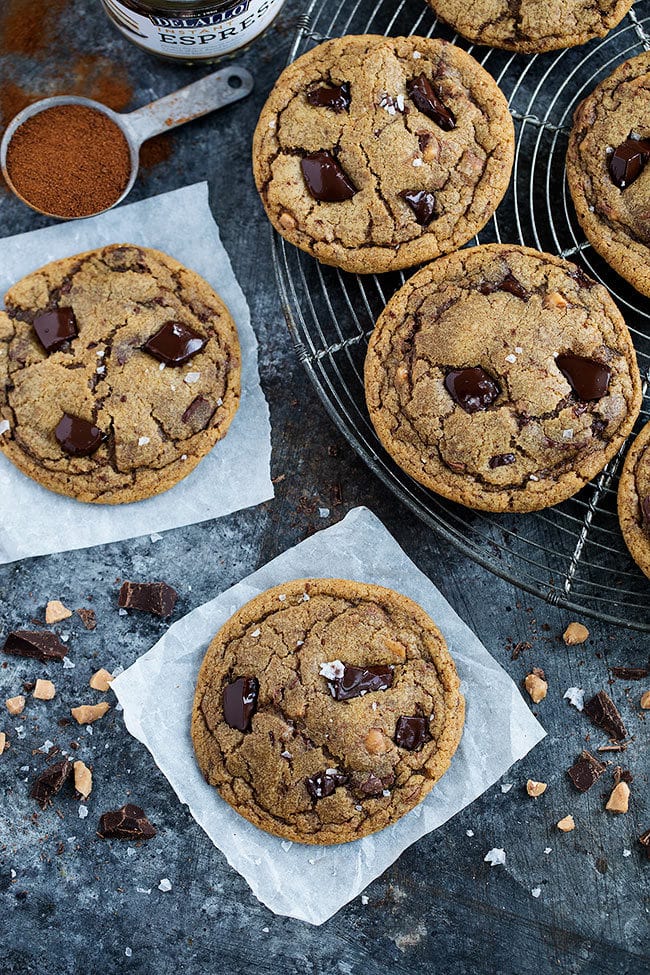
<box><xmin>306</xmin><ymin>769</ymin><xmax>348</xmax><ymax>800</ymax></box>
<box><xmin>324</xmin><ymin>663</ymin><xmax>393</xmax><ymax>701</ymax></box>
<box><xmin>584</xmin><ymin>690</ymin><xmax>627</xmax><ymax>740</ymax></box>
<box><xmin>118</xmin><ymin>581</ymin><xmax>177</xmax><ymax>618</ymax></box>
<box><xmin>306</xmin><ymin>81</ymin><xmax>351</xmax><ymax>113</ymax></box>
<box><xmin>609</xmin><ymin>666</ymin><xmax>648</xmax><ymax>681</ymax></box>
<box><xmin>407</xmin><ymin>74</ymin><xmax>455</xmax><ymax>130</ymax></box>
<box><xmin>3</xmin><ymin>630</ymin><xmax>67</xmax><ymax>662</ymax></box>
<box><xmin>223</xmin><ymin>676</ymin><xmax>259</xmax><ymax>732</ymax></box>
<box><xmin>394</xmin><ymin>715</ymin><xmax>428</xmax><ymax>750</ymax></box>
<box><xmin>32</xmin><ymin>308</ymin><xmax>77</xmax><ymax>353</ymax></box>
<box><xmin>30</xmin><ymin>760</ymin><xmax>72</xmax><ymax>808</ymax></box>
<box><xmin>97</xmin><ymin>803</ymin><xmax>156</xmax><ymax>840</ymax></box>
<box><xmin>613</xmin><ymin>765</ymin><xmax>634</xmax><ymax>785</ymax></box>
<box><xmin>567</xmin><ymin>750</ymin><xmax>606</xmax><ymax>793</ymax></box>
<box><xmin>76</xmin><ymin>608</ymin><xmax>97</xmax><ymax>631</ymax></box>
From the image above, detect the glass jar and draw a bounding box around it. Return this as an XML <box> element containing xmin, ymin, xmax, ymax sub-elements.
<box><xmin>100</xmin><ymin>0</ymin><xmax>288</xmax><ymax>61</ymax></box>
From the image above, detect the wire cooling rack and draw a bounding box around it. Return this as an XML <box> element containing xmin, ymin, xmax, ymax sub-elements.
<box><xmin>272</xmin><ymin>0</ymin><xmax>650</xmax><ymax>629</ymax></box>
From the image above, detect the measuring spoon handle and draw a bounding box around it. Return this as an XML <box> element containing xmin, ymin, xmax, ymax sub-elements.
<box><xmin>122</xmin><ymin>64</ymin><xmax>254</xmax><ymax>146</ymax></box>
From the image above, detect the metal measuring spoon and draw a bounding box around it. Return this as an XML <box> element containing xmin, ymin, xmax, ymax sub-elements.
<box><xmin>0</xmin><ymin>63</ymin><xmax>254</xmax><ymax>219</ymax></box>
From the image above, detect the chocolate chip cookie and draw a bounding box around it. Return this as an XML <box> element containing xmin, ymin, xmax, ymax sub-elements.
<box><xmin>618</xmin><ymin>420</ymin><xmax>650</xmax><ymax>579</ymax></box>
<box><xmin>567</xmin><ymin>53</ymin><xmax>650</xmax><ymax>299</ymax></box>
<box><xmin>191</xmin><ymin>578</ymin><xmax>465</xmax><ymax>845</ymax></box>
<box><xmin>364</xmin><ymin>244</ymin><xmax>642</xmax><ymax>512</ymax></box>
<box><xmin>426</xmin><ymin>0</ymin><xmax>634</xmax><ymax>53</ymax></box>
<box><xmin>0</xmin><ymin>244</ymin><xmax>240</xmax><ymax>503</ymax></box>
<box><xmin>252</xmin><ymin>35</ymin><xmax>514</xmax><ymax>275</ymax></box>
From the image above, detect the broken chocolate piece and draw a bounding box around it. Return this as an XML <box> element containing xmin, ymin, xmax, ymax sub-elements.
<box><xmin>33</xmin><ymin>308</ymin><xmax>77</xmax><ymax>353</ymax></box>
<box><xmin>402</xmin><ymin>189</ymin><xmax>437</xmax><ymax>226</ymax></box>
<box><xmin>223</xmin><ymin>676</ymin><xmax>259</xmax><ymax>732</ymax></box>
<box><xmin>407</xmin><ymin>74</ymin><xmax>455</xmax><ymax>130</ymax></box>
<box><xmin>609</xmin><ymin>666</ymin><xmax>649</xmax><ymax>681</ymax></box>
<box><xmin>3</xmin><ymin>630</ymin><xmax>67</xmax><ymax>662</ymax></box>
<box><xmin>445</xmin><ymin>366</ymin><xmax>500</xmax><ymax>413</ymax></box>
<box><xmin>324</xmin><ymin>663</ymin><xmax>393</xmax><ymax>701</ymax></box>
<box><xmin>567</xmin><ymin>750</ymin><xmax>606</xmax><ymax>792</ymax></box>
<box><xmin>118</xmin><ymin>581</ymin><xmax>177</xmax><ymax>618</ymax></box>
<box><xmin>55</xmin><ymin>413</ymin><xmax>104</xmax><ymax>457</ymax></box>
<box><xmin>489</xmin><ymin>453</ymin><xmax>516</xmax><ymax>469</ymax></box>
<box><xmin>301</xmin><ymin>150</ymin><xmax>357</xmax><ymax>202</ymax></box>
<box><xmin>30</xmin><ymin>760</ymin><xmax>72</xmax><ymax>808</ymax></box>
<box><xmin>394</xmin><ymin>715</ymin><xmax>428</xmax><ymax>750</ymax></box>
<box><xmin>143</xmin><ymin>321</ymin><xmax>206</xmax><ymax>366</ymax></box>
<box><xmin>584</xmin><ymin>690</ymin><xmax>627</xmax><ymax>740</ymax></box>
<box><xmin>306</xmin><ymin>769</ymin><xmax>348</xmax><ymax>799</ymax></box>
<box><xmin>479</xmin><ymin>274</ymin><xmax>528</xmax><ymax>299</ymax></box>
<box><xmin>556</xmin><ymin>354</ymin><xmax>611</xmax><ymax>401</ymax></box>
<box><xmin>97</xmin><ymin>803</ymin><xmax>156</xmax><ymax>840</ymax></box>
<box><xmin>306</xmin><ymin>81</ymin><xmax>351</xmax><ymax>113</ymax></box>
<box><xmin>76</xmin><ymin>608</ymin><xmax>97</xmax><ymax>631</ymax></box>
<box><xmin>608</xmin><ymin>137</ymin><xmax>650</xmax><ymax>189</ymax></box>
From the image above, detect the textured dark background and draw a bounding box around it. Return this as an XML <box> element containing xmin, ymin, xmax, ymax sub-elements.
<box><xmin>0</xmin><ymin>2</ymin><xmax>648</xmax><ymax>973</ymax></box>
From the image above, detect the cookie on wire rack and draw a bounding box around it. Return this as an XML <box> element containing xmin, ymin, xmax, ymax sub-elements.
<box><xmin>253</xmin><ymin>34</ymin><xmax>514</xmax><ymax>274</ymax></box>
<box><xmin>618</xmin><ymin>420</ymin><xmax>650</xmax><ymax>579</ymax></box>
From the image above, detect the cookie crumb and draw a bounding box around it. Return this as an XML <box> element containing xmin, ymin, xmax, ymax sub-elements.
<box><xmin>71</xmin><ymin>702</ymin><xmax>110</xmax><ymax>725</ymax></box>
<box><xmin>6</xmin><ymin>695</ymin><xmax>25</xmax><ymax>716</ymax></box>
<box><xmin>0</xmin><ymin>732</ymin><xmax>6</xmax><ymax>754</ymax></box>
<box><xmin>640</xmin><ymin>690</ymin><xmax>650</xmax><ymax>709</ymax></box>
<box><xmin>557</xmin><ymin>814</ymin><xmax>575</xmax><ymax>832</ymax></box>
<box><xmin>73</xmin><ymin>760</ymin><xmax>93</xmax><ymax>799</ymax></box>
<box><xmin>33</xmin><ymin>679</ymin><xmax>55</xmax><ymax>701</ymax></box>
<box><xmin>45</xmin><ymin>600</ymin><xmax>72</xmax><ymax>624</ymax></box>
<box><xmin>526</xmin><ymin>779</ymin><xmax>547</xmax><ymax>797</ymax></box>
<box><xmin>89</xmin><ymin>668</ymin><xmax>114</xmax><ymax>692</ymax></box>
<box><xmin>605</xmin><ymin>781</ymin><xmax>630</xmax><ymax>814</ymax></box>
<box><xmin>524</xmin><ymin>670</ymin><xmax>547</xmax><ymax>703</ymax></box>
<box><xmin>563</xmin><ymin>622</ymin><xmax>589</xmax><ymax>645</ymax></box>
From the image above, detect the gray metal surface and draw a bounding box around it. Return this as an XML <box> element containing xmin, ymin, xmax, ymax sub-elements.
<box><xmin>0</xmin><ymin>3</ymin><xmax>648</xmax><ymax>974</ymax></box>
<box><xmin>275</xmin><ymin>0</ymin><xmax>650</xmax><ymax>629</ymax></box>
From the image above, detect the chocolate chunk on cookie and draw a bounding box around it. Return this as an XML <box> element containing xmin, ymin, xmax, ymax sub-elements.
<box><xmin>364</xmin><ymin>244</ymin><xmax>641</xmax><ymax>513</ymax></box>
<box><xmin>567</xmin><ymin>53</ymin><xmax>650</xmax><ymax>298</ymax></box>
<box><xmin>0</xmin><ymin>244</ymin><xmax>241</xmax><ymax>503</ymax></box>
<box><xmin>253</xmin><ymin>35</ymin><xmax>514</xmax><ymax>274</ymax></box>
<box><xmin>425</xmin><ymin>0</ymin><xmax>634</xmax><ymax>53</ymax></box>
<box><xmin>618</xmin><ymin>420</ymin><xmax>650</xmax><ymax>580</ymax></box>
<box><xmin>191</xmin><ymin>579</ymin><xmax>465</xmax><ymax>844</ymax></box>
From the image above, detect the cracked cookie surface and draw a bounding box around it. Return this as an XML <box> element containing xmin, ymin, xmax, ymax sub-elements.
<box><xmin>618</xmin><ymin>420</ymin><xmax>650</xmax><ymax>579</ymax></box>
<box><xmin>364</xmin><ymin>244</ymin><xmax>641</xmax><ymax>512</ymax></box>
<box><xmin>252</xmin><ymin>35</ymin><xmax>514</xmax><ymax>274</ymax></box>
<box><xmin>426</xmin><ymin>0</ymin><xmax>634</xmax><ymax>52</ymax></box>
<box><xmin>567</xmin><ymin>53</ymin><xmax>650</xmax><ymax>299</ymax></box>
<box><xmin>0</xmin><ymin>244</ymin><xmax>240</xmax><ymax>503</ymax></box>
<box><xmin>191</xmin><ymin>578</ymin><xmax>465</xmax><ymax>845</ymax></box>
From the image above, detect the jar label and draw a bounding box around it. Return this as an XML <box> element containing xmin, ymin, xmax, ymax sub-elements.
<box><xmin>102</xmin><ymin>0</ymin><xmax>283</xmax><ymax>57</ymax></box>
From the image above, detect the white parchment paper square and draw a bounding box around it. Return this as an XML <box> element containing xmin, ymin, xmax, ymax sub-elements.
<box><xmin>112</xmin><ymin>506</ymin><xmax>546</xmax><ymax>925</ymax></box>
<box><xmin>0</xmin><ymin>182</ymin><xmax>272</xmax><ymax>563</ymax></box>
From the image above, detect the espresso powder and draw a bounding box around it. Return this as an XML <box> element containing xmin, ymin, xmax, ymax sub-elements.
<box><xmin>6</xmin><ymin>104</ymin><xmax>132</xmax><ymax>218</ymax></box>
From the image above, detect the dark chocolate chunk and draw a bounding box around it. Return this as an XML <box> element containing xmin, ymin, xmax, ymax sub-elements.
<box><xmin>301</xmin><ymin>150</ymin><xmax>357</xmax><ymax>202</ymax></box>
<box><xmin>324</xmin><ymin>663</ymin><xmax>394</xmax><ymax>701</ymax></box>
<box><xmin>394</xmin><ymin>715</ymin><xmax>428</xmax><ymax>750</ymax></box>
<box><xmin>118</xmin><ymin>580</ymin><xmax>177</xmax><ymax>618</ymax></box>
<box><xmin>55</xmin><ymin>414</ymin><xmax>104</xmax><ymax>457</ymax></box>
<box><xmin>584</xmin><ymin>690</ymin><xmax>628</xmax><ymax>740</ymax></box>
<box><xmin>489</xmin><ymin>453</ymin><xmax>516</xmax><ymax>469</ymax></box>
<box><xmin>444</xmin><ymin>366</ymin><xmax>501</xmax><ymax>413</ymax></box>
<box><xmin>97</xmin><ymin>803</ymin><xmax>156</xmax><ymax>840</ymax></box>
<box><xmin>608</xmin><ymin>137</ymin><xmax>650</xmax><ymax>189</ymax></box>
<box><xmin>571</xmin><ymin>266</ymin><xmax>596</xmax><ymax>289</ymax></box>
<box><xmin>32</xmin><ymin>308</ymin><xmax>77</xmax><ymax>353</ymax></box>
<box><xmin>567</xmin><ymin>750</ymin><xmax>606</xmax><ymax>793</ymax></box>
<box><xmin>181</xmin><ymin>395</ymin><xmax>215</xmax><ymax>431</ymax></box>
<box><xmin>641</xmin><ymin>497</ymin><xmax>650</xmax><ymax>524</ymax></box>
<box><xmin>613</xmin><ymin>765</ymin><xmax>634</xmax><ymax>785</ymax></box>
<box><xmin>638</xmin><ymin>829</ymin><xmax>650</xmax><ymax>860</ymax></box>
<box><xmin>556</xmin><ymin>353</ymin><xmax>611</xmax><ymax>401</ymax></box>
<box><xmin>609</xmin><ymin>666</ymin><xmax>649</xmax><ymax>681</ymax></box>
<box><xmin>402</xmin><ymin>189</ymin><xmax>437</xmax><ymax>226</ymax></box>
<box><xmin>357</xmin><ymin>773</ymin><xmax>386</xmax><ymax>796</ymax></box>
<box><xmin>306</xmin><ymin>81</ymin><xmax>351</xmax><ymax>113</ymax></box>
<box><xmin>142</xmin><ymin>321</ymin><xmax>206</xmax><ymax>366</ymax></box>
<box><xmin>76</xmin><ymin>608</ymin><xmax>97</xmax><ymax>631</ymax></box>
<box><xmin>3</xmin><ymin>629</ymin><xmax>67</xmax><ymax>662</ymax></box>
<box><xmin>407</xmin><ymin>74</ymin><xmax>455</xmax><ymax>130</ymax></box>
<box><xmin>30</xmin><ymin>760</ymin><xmax>72</xmax><ymax>808</ymax></box>
<box><xmin>306</xmin><ymin>769</ymin><xmax>348</xmax><ymax>800</ymax></box>
<box><xmin>479</xmin><ymin>274</ymin><xmax>528</xmax><ymax>299</ymax></box>
<box><xmin>223</xmin><ymin>676</ymin><xmax>259</xmax><ymax>732</ymax></box>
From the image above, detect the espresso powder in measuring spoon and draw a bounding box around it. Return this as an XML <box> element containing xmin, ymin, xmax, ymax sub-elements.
<box><xmin>6</xmin><ymin>104</ymin><xmax>131</xmax><ymax>218</ymax></box>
